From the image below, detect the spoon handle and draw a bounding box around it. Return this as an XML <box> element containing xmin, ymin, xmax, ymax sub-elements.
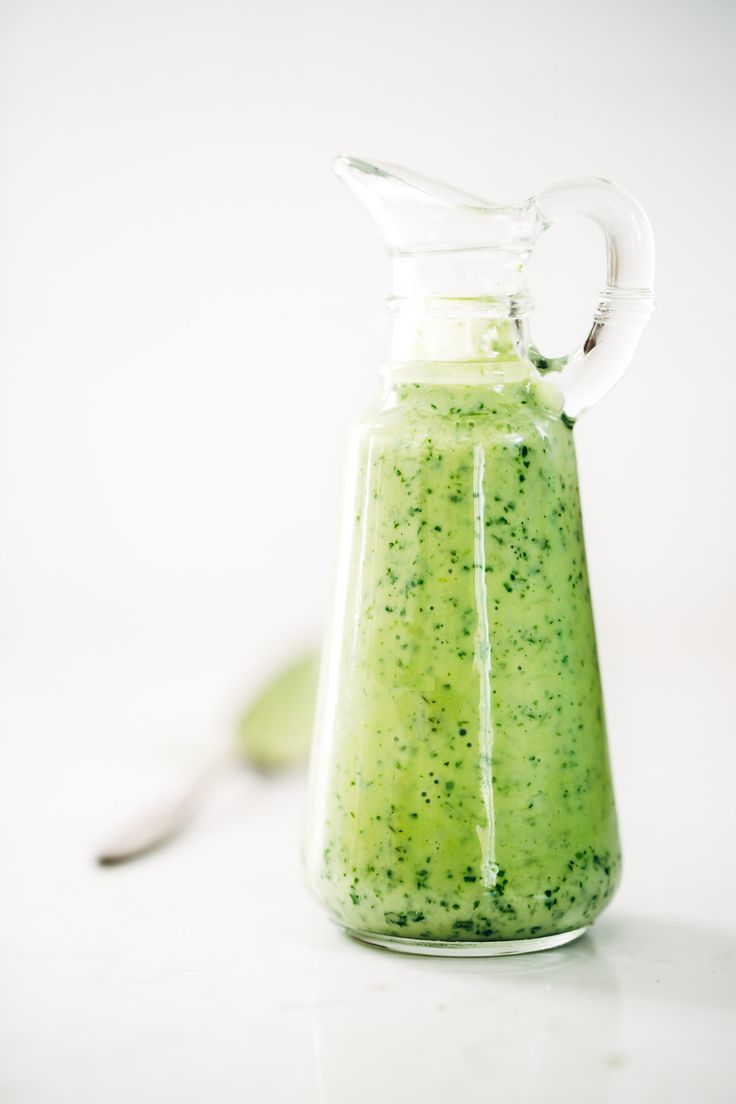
<box><xmin>95</xmin><ymin>750</ymin><xmax>236</xmax><ymax>866</ymax></box>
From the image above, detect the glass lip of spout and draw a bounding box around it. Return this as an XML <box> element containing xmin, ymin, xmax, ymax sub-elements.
<box><xmin>334</xmin><ymin>156</ymin><xmax>542</xmax><ymax>298</ymax></box>
<box><xmin>334</xmin><ymin>155</ymin><xmax>542</xmax><ymax>255</ymax></box>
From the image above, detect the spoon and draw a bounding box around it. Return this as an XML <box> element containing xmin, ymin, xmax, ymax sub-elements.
<box><xmin>96</xmin><ymin>650</ymin><xmax>320</xmax><ymax>865</ymax></box>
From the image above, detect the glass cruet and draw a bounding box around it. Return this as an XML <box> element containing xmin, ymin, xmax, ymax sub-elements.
<box><xmin>304</xmin><ymin>157</ymin><xmax>655</xmax><ymax>956</ymax></box>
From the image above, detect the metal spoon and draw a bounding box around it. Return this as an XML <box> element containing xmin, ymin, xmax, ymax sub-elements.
<box><xmin>95</xmin><ymin>650</ymin><xmax>319</xmax><ymax>865</ymax></box>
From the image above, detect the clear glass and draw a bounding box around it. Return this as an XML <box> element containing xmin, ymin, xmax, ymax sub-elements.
<box><xmin>304</xmin><ymin>160</ymin><xmax>654</xmax><ymax>955</ymax></box>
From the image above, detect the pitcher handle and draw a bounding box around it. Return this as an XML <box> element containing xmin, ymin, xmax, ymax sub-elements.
<box><xmin>529</xmin><ymin>178</ymin><xmax>655</xmax><ymax>422</ymax></box>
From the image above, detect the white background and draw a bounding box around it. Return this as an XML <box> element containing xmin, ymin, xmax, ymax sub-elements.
<box><xmin>1</xmin><ymin>1</ymin><xmax>734</xmax><ymax>1101</ymax></box>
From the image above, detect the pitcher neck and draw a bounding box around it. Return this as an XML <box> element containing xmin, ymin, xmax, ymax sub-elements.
<box><xmin>387</xmin><ymin>295</ymin><xmax>532</xmax><ymax>367</ymax></box>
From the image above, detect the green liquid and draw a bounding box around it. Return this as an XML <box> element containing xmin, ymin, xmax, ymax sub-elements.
<box><xmin>308</xmin><ymin>371</ymin><xmax>620</xmax><ymax>943</ymax></box>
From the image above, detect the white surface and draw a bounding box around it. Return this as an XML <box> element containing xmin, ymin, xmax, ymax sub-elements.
<box><xmin>1</xmin><ymin>639</ymin><xmax>734</xmax><ymax>1104</ymax></box>
<box><xmin>1</xmin><ymin>1</ymin><xmax>735</xmax><ymax>1100</ymax></box>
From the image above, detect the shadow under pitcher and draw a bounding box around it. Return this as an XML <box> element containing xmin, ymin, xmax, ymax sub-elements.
<box><xmin>304</xmin><ymin>157</ymin><xmax>655</xmax><ymax>956</ymax></box>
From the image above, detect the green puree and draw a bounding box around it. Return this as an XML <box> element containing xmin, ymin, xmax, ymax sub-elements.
<box><xmin>313</xmin><ymin>369</ymin><xmax>620</xmax><ymax>942</ymax></box>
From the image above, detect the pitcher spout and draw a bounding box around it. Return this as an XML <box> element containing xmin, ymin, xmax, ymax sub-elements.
<box><xmin>334</xmin><ymin>155</ymin><xmax>541</xmax><ymax>299</ymax></box>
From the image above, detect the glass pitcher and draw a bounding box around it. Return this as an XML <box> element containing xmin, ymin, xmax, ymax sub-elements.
<box><xmin>305</xmin><ymin>158</ymin><xmax>655</xmax><ymax>956</ymax></box>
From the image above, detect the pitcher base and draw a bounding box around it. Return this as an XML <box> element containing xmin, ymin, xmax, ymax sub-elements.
<box><xmin>345</xmin><ymin>925</ymin><xmax>589</xmax><ymax>957</ymax></box>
